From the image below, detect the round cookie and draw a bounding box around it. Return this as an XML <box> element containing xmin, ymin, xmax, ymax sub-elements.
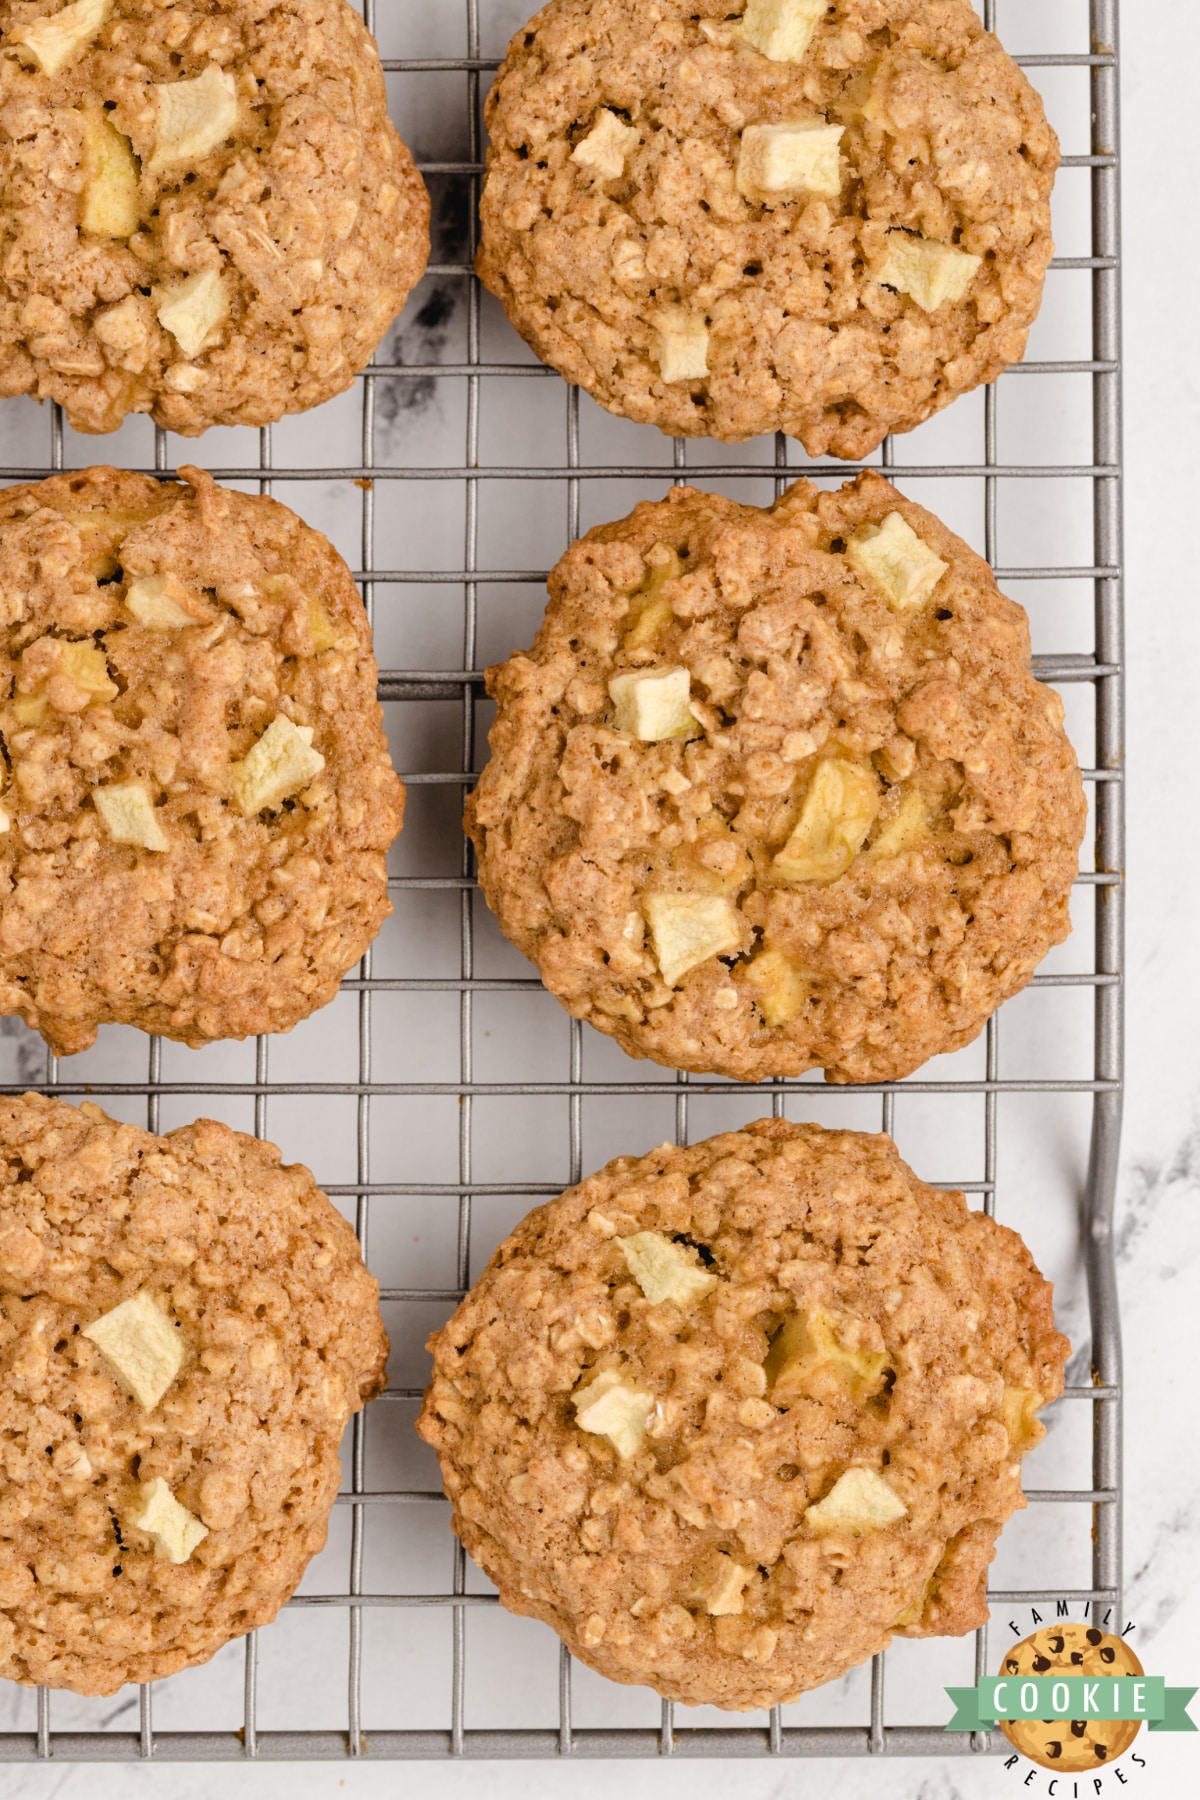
<box><xmin>419</xmin><ymin>1120</ymin><xmax>1069</xmax><ymax>1710</ymax></box>
<box><xmin>0</xmin><ymin>1092</ymin><xmax>387</xmax><ymax>1695</ymax></box>
<box><xmin>466</xmin><ymin>473</ymin><xmax>1085</xmax><ymax>1085</ymax></box>
<box><xmin>478</xmin><ymin>0</ymin><xmax>1057</xmax><ymax>459</ymax></box>
<box><xmin>999</xmin><ymin>1625</ymin><xmax>1144</xmax><ymax>1772</ymax></box>
<box><xmin>0</xmin><ymin>0</ymin><xmax>430</xmax><ymax>435</ymax></box>
<box><xmin>0</xmin><ymin>464</ymin><xmax>404</xmax><ymax>1056</ymax></box>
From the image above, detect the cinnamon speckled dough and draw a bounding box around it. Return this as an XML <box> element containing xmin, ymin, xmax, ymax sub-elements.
<box><xmin>419</xmin><ymin>1120</ymin><xmax>1068</xmax><ymax>1710</ymax></box>
<box><xmin>0</xmin><ymin>465</ymin><xmax>403</xmax><ymax>1056</ymax></box>
<box><xmin>466</xmin><ymin>473</ymin><xmax>1085</xmax><ymax>1085</ymax></box>
<box><xmin>0</xmin><ymin>0</ymin><xmax>429</xmax><ymax>434</ymax></box>
<box><xmin>0</xmin><ymin>1092</ymin><xmax>387</xmax><ymax>1695</ymax></box>
<box><xmin>478</xmin><ymin>0</ymin><xmax>1057</xmax><ymax>457</ymax></box>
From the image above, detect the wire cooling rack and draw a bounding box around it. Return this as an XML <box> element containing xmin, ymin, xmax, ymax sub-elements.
<box><xmin>0</xmin><ymin>0</ymin><xmax>1123</xmax><ymax>1765</ymax></box>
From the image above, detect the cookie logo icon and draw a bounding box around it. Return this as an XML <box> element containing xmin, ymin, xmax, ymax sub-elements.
<box><xmin>998</xmin><ymin>1625</ymin><xmax>1144</xmax><ymax>1772</ymax></box>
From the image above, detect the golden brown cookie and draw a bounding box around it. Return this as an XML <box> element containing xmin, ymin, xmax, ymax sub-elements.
<box><xmin>1000</xmin><ymin>1625</ymin><xmax>1144</xmax><ymax>1772</ymax></box>
<box><xmin>418</xmin><ymin>1120</ymin><xmax>1069</xmax><ymax>1710</ymax></box>
<box><xmin>466</xmin><ymin>473</ymin><xmax>1085</xmax><ymax>1085</ymax></box>
<box><xmin>478</xmin><ymin>0</ymin><xmax>1058</xmax><ymax>457</ymax></box>
<box><xmin>0</xmin><ymin>0</ymin><xmax>430</xmax><ymax>434</ymax></box>
<box><xmin>0</xmin><ymin>1092</ymin><xmax>387</xmax><ymax>1695</ymax></box>
<box><xmin>0</xmin><ymin>465</ymin><xmax>404</xmax><ymax>1056</ymax></box>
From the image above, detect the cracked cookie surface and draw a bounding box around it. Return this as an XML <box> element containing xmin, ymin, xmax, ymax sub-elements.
<box><xmin>478</xmin><ymin>0</ymin><xmax>1057</xmax><ymax>457</ymax></box>
<box><xmin>466</xmin><ymin>472</ymin><xmax>1085</xmax><ymax>1085</ymax></box>
<box><xmin>0</xmin><ymin>1091</ymin><xmax>387</xmax><ymax>1695</ymax></box>
<box><xmin>418</xmin><ymin>1120</ymin><xmax>1068</xmax><ymax>1709</ymax></box>
<box><xmin>0</xmin><ymin>465</ymin><xmax>403</xmax><ymax>1056</ymax></box>
<box><xmin>0</xmin><ymin>0</ymin><xmax>429</xmax><ymax>434</ymax></box>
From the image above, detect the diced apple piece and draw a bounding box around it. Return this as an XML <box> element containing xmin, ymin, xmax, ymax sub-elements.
<box><xmin>645</xmin><ymin>891</ymin><xmax>741</xmax><ymax>986</ymax></box>
<box><xmin>848</xmin><ymin>512</ymin><xmax>948</xmax><ymax>611</ymax></box>
<box><xmin>740</xmin><ymin>0</ymin><xmax>825</xmax><ymax>63</ymax></box>
<box><xmin>573</xmin><ymin>1368</ymin><xmax>655</xmax><ymax>1459</ymax></box>
<box><xmin>697</xmin><ymin>1553</ymin><xmax>755</xmax><ymax>1617</ymax></box>
<box><xmin>868</xmin><ymin>788</ymin><xmax>931</xmax><ymax>859</ymax></box>
<box><xmin>14</xmin><ymin>0</ymin><xmax>109</xmax><ymax>75</ymax></box>
<box><xmin>83</xmin><ymin>1290</ymin><xmax>184</xmax><ymax>1409</ymax></box>
<box><xmin>79</xmin><ymin>109</ymin><xmax>139</xmax><ymax>238</ymax></box>
<box><xmin>124</xmin><ymin>1477</ymin><xmax>208</xmax><ymax>1564</ymax></box>
<box><xmin>307</xmin><ymin>597</ymin><xmax>338</xmax><ymax>651</ymax></box>
<box><xmin>157</xmin><ymin>268</ymin><xmax>230</xmax><ymax>358</ymax></box>
<box><xmin>573</xmin><ymin>109</ymin><xmax>639</xmax><ymax>180</ymax></box>
<box><xmin>622</xmin><ymin>548</ymin><xmax>683</xmax><ymax>651</ymax></box>
<box><xmin>149</xmin><ymin>63</ymin><xmax>238</xmax><ymax>171</ymax></box>
<box><xmin>10</xmin><ymin>696</ymin><xmax>47</xmax><ymax>727</ymax></box>
<box><xmin>125</xmin><ymin>572</ymin><xmax>208</xmax><ymax>629</ymax></box>
<box><xmin>765</xmin><ymin>1307</ymin><xmax>888</xmax><ymax>1402</ymax></box>
<box><xmin>773</xmin><ymin>758</ymin><xmax>880</xmax><ymax>884</ymax></box>
<box><xmin>608</xmin><ymin>666</ymin><xmax>696</xmax><ymax>741</ymax></box>
<box><xmin>1003</xmin><ymin>1386</ymin><xmax>1046</xmax><ymax>1453</ymax></box>
<box><xmin>877</xmin><ymin>230</ymin><xmax>982</xmax><ymax>313</ymax></box>
<box><xmin>230</xmin><ymin>714</ymin><xmax>325</xmax><ymax>816</ymax></box>
<box><xmin>742</xmin><ymin>946</ymin><xmax>809</xmax><ymax>1026</ymax></box>
<box><xmin>805</xmin><ymin>1467</ymin><xmax>907</xmax><ymax>1535</ymax></box>
<box><xmin>737</xmin><ymin>122</ymin><xmax>844</xmax><ymax>203</ymax></box>
<box><xmin>92</xmin><ymin>782</ymin><xmax>169</xmax><ymax>852</ymax></box>
<box><xmin>652</xmin><ymin>308</ymin><xmax>709</xmax><ymax>383</ymax></box>
<box><xmin>618</xmin><ymin>1232</ymin><xmax>717</xmax><ymax>1308</ymax></box>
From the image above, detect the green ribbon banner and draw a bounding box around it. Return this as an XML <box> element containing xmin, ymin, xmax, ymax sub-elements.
<box><xmin>945</xmin><ymin>1676</ymin><xmax>1198</xmax><ymax>1733</ymax></box>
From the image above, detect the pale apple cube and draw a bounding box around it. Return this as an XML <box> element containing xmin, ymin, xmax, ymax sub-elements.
<box><xmin>83</xmin><ymin>1290</ymin><xmax>184</xmax><ymax>1409</ymax></box>
<box><xmin>125</xmin><ymin>572</ymin><xmax>207</xmax><ymax>629</ymax></box>
<box><xmin>743</xmin><ymin>945</ymin><xmax>808</xmax><ymax>1025</ymax></box>
<box><xmin>848</xmin><ymin>511</ymin><xmax>948</xmax><ymax>610</ymax></box>
<box><xmin>773</xmin><ymin>758</ymin><xmax>880</xmax><ymax>884</ymax></box>
<box><xmin>653</xmin><ymin>308</ymin><xmax>709</xmax><ymax>383</ymax></box>
<box><xmin>737</xmin><ymin>121</ymin><xmax>844</xmax><ymax>202</ymax></box>
<box><xmin>805</xmin><ymin>1467</ymin><xmax>907</xmax><ymax>1535</ymax></box>
<box><xmin>573</xmin><ymin>1368</ymin><xmax>655</xmax><ymax>1459</ymax></box>
<box><xmin>124</xmin><ymin>1478</ymin><xmax>208</xmax><ymax>1564</ymax></box>
<box><xmin>1003</xmin><ymin>1386</ymin><xmax>1046</xmax><ymax>1452</ymax></box>
<box><xmin>869</xmin><ymin>787</ymin><xmax>931</xmax><ymax>859</ymax></box>
<box><xmin>741</xmin><ymin>0</ymin><xmax>825</xmax><ymax>63</ymax></box>
<box><xmin>14</xmin><ymin>0</ymin><xmax>109</xmax><ymax>75</ymax></box>
<box><xmin>157</xmin><ymin>268</ymin><xmax>230</xmax><ymax>358</ymax></box>
<box><xmin>231</xmin><ymin>714</ymin><xmax>325</xmax><ymax>816</ymax></box>
<box><xmin>80</xmin><ymin>110</ymin><xmax>139</xmax><ymax>238</ymax></box>
<box><xmin>701</xmin><ymin>1554</ymin><xmax>754</xmax><ymax>1617</ymax></box>
<box><xmin>573</xmin><ymin>109</ymin><xmax>639</xmax><ymax>180</ymax></box>
<box><xmin>877</xmin><ymin>230</ymin><xmax>982</xmax><ymax>313</ymax></box>
<box><xmin>150</xmin><ymin>63</ymin><xmax>238</xmax><ymax>171</ymax></box>
<box><xmin>619</xmin><ymin>1232</ymin><xmax>717</xmax><ymax>1307</ymax></box>
<box><xmin>93</xmin><ymin>782</ymin><xmax>169</xmax><ymax>852</ymax></box>
<box><xmin>608</xmin><ymin>666</ymin><xmax>695</xmax><ymax>740</ymax></box>
<box><xmin>58</xmin><ymin>641</ymin><xmax>118</xmax><ymax>701</ymax></box>
<box><xmin>645</xmin><ymin>891</ymin><xmax>741</xmax><ymax>986</ymax></box>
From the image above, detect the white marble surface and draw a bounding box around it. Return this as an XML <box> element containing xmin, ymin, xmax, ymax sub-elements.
<box><xmin>3</xmin><ymin>0</ymin><xmax>1198</xmax><ymax>1795</ymax></box>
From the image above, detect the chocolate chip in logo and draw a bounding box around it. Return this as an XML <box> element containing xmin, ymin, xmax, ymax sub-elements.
<box><xmin>1033</xmin><ymin>1655</ymin><xmax>1052</xmax><ymax>1672</ymax></box>
<box><xmin>1086</xmin><ymin>1628</ymin><xmax>1103</xmax><ymax>1646</ymax></box>
<box><xmin>1070</xmin><ymin>1651</ymin><xmax>1084</xmax><ymax>1664</ymax></box>
<box><xmin>1046</xmin><ymin>1742</ymin><xmax>1062</xmax><ymax>1759</ymax></box>
<box><xmin>1049</xmin><ymin>1634</ymin><xmax>1065</xmax><ymax>1653</ymax></box>
<box><xmin>1070</xmin><ymin>1720</ymin><xmax>1087</xmax><ymax>1738</ymax></box>
<box><xmin>1100</xmin><ymin>1646</ymin><xmax>1116</xmax><ymax>1664</ymax></box>
<box><xmin>1094</xmin><ymin>1744</ymin><xmax>1109</xmax><ymax>1761</ymax></box>
<box><xmin>1006</xmin><ymin>1658</ymin><xmax>1019</xmax><ymax>1674</ymax></box>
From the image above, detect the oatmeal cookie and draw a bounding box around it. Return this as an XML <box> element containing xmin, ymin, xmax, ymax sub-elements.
<box><xmin>999</xmin><ymin>1625</ymin><xmax>1144</xmax><ymax>1771</ymax></box>
<box><xmin>0</xmin><ymin>0</ymin><xmax>429</xmax><ymax>434</ymax></box>
<box><xmin>466</xmin><ymin>473</ymin><xmax>1085</xmax><ymax>1085</ymax></box>
<box><xmin>0</xmin><ymin>1091</ymin><xmax>387</xmax><ymax>1695</ymax></box>
<box><xmin>0</xmin><ymin>464</ymin><xmax>403</xmax><ymax>1056</ymax></box>
<box><xmin>419</xmin><ymin>1119</ymin><xmax>1068</xmax><ymax>1710</ymax></box>
<box><xmin>478</xmin><ymin>0</ymin><xmax>1057</xmax><ymax>458</ymax></box>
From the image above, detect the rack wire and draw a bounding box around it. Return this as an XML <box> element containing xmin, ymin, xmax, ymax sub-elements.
<box><xmin>0</xmin><ymin>0</ymin><xmax>1123</xmax><ymax>1765</ymax></box>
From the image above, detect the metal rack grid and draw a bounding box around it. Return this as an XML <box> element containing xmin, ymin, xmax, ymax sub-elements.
<box><xmin>0</xmin><ymin>0</ymin><xmax>1123</xmax><ymax>1765</ymax></box>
